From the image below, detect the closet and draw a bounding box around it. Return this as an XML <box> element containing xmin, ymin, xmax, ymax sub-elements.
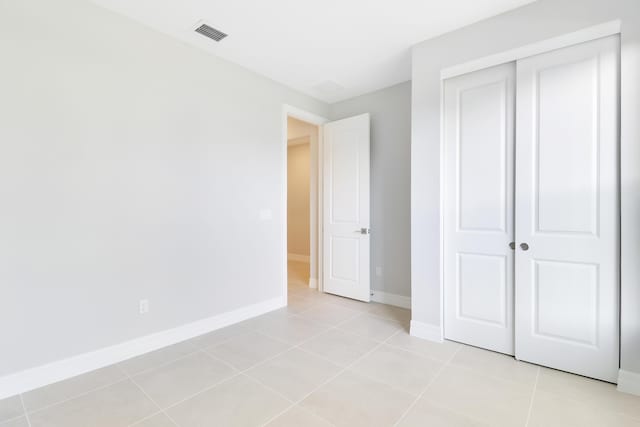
<box><xmin>443</xmin><ymin>35</ymin><xmax>620</xmax><ymax>382</ymax></box>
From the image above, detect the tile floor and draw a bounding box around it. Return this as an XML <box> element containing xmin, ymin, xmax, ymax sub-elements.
<box><xmin>2</xmin><ymin>261</ymin><xmax>639</xmax><ymax>426</ymax></box>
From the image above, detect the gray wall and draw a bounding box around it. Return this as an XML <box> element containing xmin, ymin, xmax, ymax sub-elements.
<box><xmin>410</xmin><ymin>0</ymin><xmax>640</xmax><ymax>375</ymax></box>
<box><xmin>0</xmin><ymin>0</ymin><xmax>328</xmax><ymax>377</ymax></box>
<box><xmin>330</xmin><ymin>82</ymin><xmax>412</xmax><ymax>298</ymax></box>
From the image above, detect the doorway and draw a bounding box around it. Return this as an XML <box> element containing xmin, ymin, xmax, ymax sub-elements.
<box><xmin>286</xmin><ymin>116</ymin><xmax>320</xmax><ymax>294</ymax></box>
<box><xmin>282</xmin><ymin>105</ymin><xmax>372</xmax><ymax>304</ymax></box>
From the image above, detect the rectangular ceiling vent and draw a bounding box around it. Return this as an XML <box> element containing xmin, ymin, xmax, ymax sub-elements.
<box><xmin>195</xmin><ymin>23</ymin><xmax>227</xmax><ymax>42</ymax></box>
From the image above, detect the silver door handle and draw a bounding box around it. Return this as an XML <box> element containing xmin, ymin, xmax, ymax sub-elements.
<box><xmin>355</xmin><ymin>228</ymin><xmax>370</xmax><ymax>235</ymax></box>
<box><xmin>509</xmin><ymin>242</ymin><xmax>515</xmax><ymax>250</ymax></box>
<box><xmin>520</xmin><ymin>243</ymin><xmax>529</xmax><ymax>251</ymax></box>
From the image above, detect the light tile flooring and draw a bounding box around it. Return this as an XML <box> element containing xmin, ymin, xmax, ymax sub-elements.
<box><xmin>2</xmin><ymin>261</ymin><xmax>640</xmax><ymax>426</ymax></box>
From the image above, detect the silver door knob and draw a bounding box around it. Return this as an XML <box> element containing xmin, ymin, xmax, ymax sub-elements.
<box><xmin>355</xmin><ymin>228</ymin><xmax>370</xmax><ymax>235</ymax></box>
<box><xmin>520</xmin><ymin>243</ymin><xmax>529</xmax><ymax>251</ymax></box>
<box><xmin>509</xmin><ymin>242</ymin><xmax>515</xmax><ymax>250</ymax></box>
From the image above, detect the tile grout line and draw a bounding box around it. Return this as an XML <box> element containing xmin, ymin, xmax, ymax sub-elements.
<box><xmin>289</xmin><ymin>292</ymin><xmax>410</xmax><ymax>325</ymax></box>
<box><xmin>17</xmin><ymin>338</ymin><xmax>237</xmax><ymax>418</ymax></box>
<box><xmin>247</xmin><ymin>304</ymin><xmax>406</xmax><ymax>351</ymax></box>
<box><xmin>391</xmin><ymin>343</ymin><xmax>464</xmax><ymax>427</ymax></box>
<box><xmin>21</xmin><ymin>343</ymin><xmax>213</xmax><ymax>418</ymax></box>
<box><xmin>23</xmin><ymin>338</ymin><xmax>232</xmax><ymax>419</ymax></box>
<box><xmin>126</xmin><ymin>410</ymin><xmax>165</xmax><ymax>427</ymax></box>
<box><xmin>287</xmin><ymin>290</ymin><xmax>411</xmax><ymax>333</ymax></box>
<box><xmin>153</xmin><ymin>301</ymin><xmax>408</xmax><ymax>424</ymax></box>
<box><xmin>18</xmin><ymin>394</ymin><xmax>32</xmax><ymax>427</ymax></box>
<box><xmin>0</xmin><ymin>415</ymin><xmax>28</xmax><ymax>426</ymax></box>
<box><xmin>524</xmin><ymin>367</ymin><xmax>541</xmax><ymax>427</ymax></box>
<box><xmin>256</xmin><ymin>327</ymin><xmax>407</xmax><ymax>427</ymax></box>
<box><xmin>13</xmin><ymin>290</ymin><xmax>408</xmax><ymax>426</ymax></box>
<box><xmin>147</xmin><ymin>331</ymin><xmax>323</xmax><ymax>417</ymax></box>
<box><xmin>121</xmin><ymin>346</ymin><xmax>204</xmax><ymax>378</ymax></box>
<box><xmin>291</xmin><ymin>341</ymin><xmax>449</xmax><ymax>399</ymax></box>
<box><xmin>119</xmin><ymin>364</ymin><xmax>182</xmax><ymax>427</ymax></box>
<box><xmin>23</xmin><ymin>376</ymin><xmax>131</xmax><ymax>417</ymax></box>
<box><xmin>238</xmin><ymin>372</ymin><xmax>297</xmax><ymax>405</ymax></box>
<box><xmin>292</xmin><ymin>331</ymin><xmax>445</xmax><ymax>395</ymax></box>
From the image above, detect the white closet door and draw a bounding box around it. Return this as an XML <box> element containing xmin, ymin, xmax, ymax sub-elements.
<box><xmin>515</xmin><ymin>35</ymin><xmax>619</xmax><ymax>382</ymax></box>
<box><xmin>443</xmin><ymin>62</ymin><xmax>516</xmax><ymax>355</ymax></box>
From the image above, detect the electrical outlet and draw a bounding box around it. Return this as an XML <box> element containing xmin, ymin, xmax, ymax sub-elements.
<box><xmin>375</xmin><ymin>266</ymin><xmax>383</xmax><ymax>277</ymax></box>
<box><xmin>139</xmin><ymin>299</ymin><xmax>149</xmax><ymax>315</ymax></box>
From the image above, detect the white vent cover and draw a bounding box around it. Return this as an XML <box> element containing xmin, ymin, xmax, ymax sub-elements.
<box><xmin>194</xmin><ymin>23</ymin><xmax>227</xmax><ymax>42</ymax></box>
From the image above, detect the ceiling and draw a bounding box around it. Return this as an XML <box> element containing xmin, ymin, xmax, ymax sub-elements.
<box><xmin>92</xmin><ymin>0</ymin><xmax>535</xmax><ymax>103</ymax></box>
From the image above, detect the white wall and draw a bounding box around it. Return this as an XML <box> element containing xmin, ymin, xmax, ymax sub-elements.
<box><xmin>287</xmin><ymin>141</ymin><xmax>311</xmax><ymax>257</ymax></box>
<box><xmin>330</xmin><ymin>82</ymin><xmax>412</xmax><ymax>298</ymax></box>
<box><xmin>410</xmin><ymin>0</ymin><xmax>640</xmax><ymax>377</ymax></box>
<box><xmin>0</xmin><ymin>0</ymin><xmax>328</xmax><ymax>378</ymax></box>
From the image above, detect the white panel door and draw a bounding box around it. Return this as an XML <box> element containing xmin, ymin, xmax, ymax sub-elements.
<box><xmin>443</xmin><ymin>63</ymin><xmax>516</xmax><ymax>355</ymax></box>
<box><xmin>515</xmin><ymin>35</ymin><xmax>619</xmax><ymax>382</ymax></box>
<box><xmin>322</xmin><ymin>114</ymin><xmax>370</xmax><ymax>301</ymax></box>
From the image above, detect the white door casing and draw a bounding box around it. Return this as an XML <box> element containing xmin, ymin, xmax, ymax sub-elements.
<box><xmin>443</xmin><ymin>62</ymin><xmax>516</xmax><ymax>355</ymax></box>
<box><xmin>322</xmin><ymin>114</ymin><xmax>371</xmax><ymax>301</ymax></box>
<box><xmin>515</xmin><ymin>35</ymin><xmax>620</xmax><ymax>382</ymax></box>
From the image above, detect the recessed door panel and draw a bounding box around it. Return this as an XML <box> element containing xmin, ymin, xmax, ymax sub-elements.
<box><xmin>533</xmin><ymin>260</ymin><xmax>598</xmax><ymax>346</ymax></box>
<box><xmin>330</xmin><ymin>130</ymin><xmax>360</xmax><ymax>224</ymax></box>
<box><xmin>458</xmin><ymin>81</ymin><xmax>508</xmax><ymax>232</ymax></box>
<box><xmin>444</xmin><ymin>62</ymin><xmax>516</xmax><ymax>355</ymax></box>
<box><xmin>515</xmin><ymin>35</ymin><xmax>619</xmax><ymax>382</ymax></box>
<box><xmin>457</xmin><ymin>253</ymin><xmax>507</xmax><ymax>326</ymax></box>
<box><xmin>536</xmin><ymin>58</ymin><xmax>599</xmax><ymax>235</ymax></box>
<box><xmin>330</xmin><ymin>236</ymin><xmax>359</xmax><ymax>282</ymax></box>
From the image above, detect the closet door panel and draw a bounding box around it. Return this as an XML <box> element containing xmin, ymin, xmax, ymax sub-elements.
<box><xmin>443</xmin><ymin>62</ymin><xmax>516</xmax><ymax>355</ymax></box>
<box><xmin>515</xmin><ymin>35</ymin><xmax>620</xmax><ymax>382</ymax></box>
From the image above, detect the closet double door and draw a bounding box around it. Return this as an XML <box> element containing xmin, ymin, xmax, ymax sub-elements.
<box><xmin>443</xmin><ymin>35</ymin><xmax>620</xmax><ymax>382</ymax></box>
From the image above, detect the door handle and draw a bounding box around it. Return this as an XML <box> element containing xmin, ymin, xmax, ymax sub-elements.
<box><xmin>355</xmin><ymin>228</ymin><xmax>370</xmax><ymax>235</ymax></box>
<box><xmin>509</xmin><ymin>242</ymin><xmax>515</xmax><ymax>250</ymax></box>
<box><xmin>520</xmin><ymin>243</ymin><xmax>529</xmax><ymax>251</ymax></box>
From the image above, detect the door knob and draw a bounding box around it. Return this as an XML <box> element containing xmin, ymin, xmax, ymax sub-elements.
<box><xmin>509</xmin><ymin>242</ymin><xmax>515</xmax><ymax>250</ymax></box>
<box><xmin>520</xmin><ymin>243</ymin><xmax>529</xmax><ymax>251</ymax></box>
<box><xmin>355</xmin><ymin>228</ymin><xmax>370</xmax><ymax>235</ymax></box>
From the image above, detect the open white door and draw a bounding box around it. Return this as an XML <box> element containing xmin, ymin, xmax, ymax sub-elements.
<box><xmin>322</xmin><ymin>114</ymin><xmax>370</xmax><ymax>301</ymax></box>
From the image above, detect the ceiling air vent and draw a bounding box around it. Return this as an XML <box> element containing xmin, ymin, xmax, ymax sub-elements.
<box><xmin>194</xmin><ymin>23</ymin><xmax>227</xmax><ymax>42</ymax></box>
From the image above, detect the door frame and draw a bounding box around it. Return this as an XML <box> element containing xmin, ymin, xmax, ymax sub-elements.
<box><xmin>282</xmin><ymin>105</ymin><xmax>328</xmax><ymax>301</ymax></box>
<box><xmin>438</xmin><ymin>21</ymin><xmax>622</xmax><ymax>346</ymax></box>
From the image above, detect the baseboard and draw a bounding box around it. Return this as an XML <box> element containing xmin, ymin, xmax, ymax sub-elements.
<box><xmin>410</xmin><ymin>320</ymin><xmax>444</xmax><ymax>342</ymax></box>
<box><xmin>370</xmin><ymin>291</ymin><xmax>411</xmax><ymax>309</ymax></box>
<box><xmin>0</xmin><ymin>297</ymin><xmax>285</xmax><ymax>400</ymax></box>
<box><xmin>287</xmin><ymin>253</ymin><xmax>310</xmax><ymax>263</ymax></box>
<box><xmin>308</xmin><ymin>278</ymin><xmax>318</xmax><ymax>289</ymax></box>
<box><xmin>617</xmin><ymin>369</ymin><xmax>640</xmax><ymax>396</ymax></box>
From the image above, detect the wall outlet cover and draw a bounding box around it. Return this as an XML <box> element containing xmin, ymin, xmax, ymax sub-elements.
<box><xmin>139</xmin><ymin>299</ymin><xmax>149</xmax><ymax>315</ymax></box>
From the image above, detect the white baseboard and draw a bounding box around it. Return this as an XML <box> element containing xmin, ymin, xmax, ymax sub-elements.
<box><xmin>0</xmin><ymin>297</ymin><xmax>285</xmax><ymax>400</ymax></box>
<box><xmin>370</xmin><ymin>291</ymin><xmax>411</xmax><ymax>309</ymax></box>
<box><xmin>617</xmin><ymin>369</ymin><xmax>640</xmax><ymax>396</ymax></box>
<box><xmin>309</xmin><ymin>278</ymin><xmax>318</xmax><ymax>289</ymax></box>
<box><xmin>410</xmin><ymin>320</ymin><xmax>444</xmax><ymax>342</ymax></box>
<box><xmin>287</xmin><ymin>253</ymin><xmax>310</xmax><ymax>263</ymax></box>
